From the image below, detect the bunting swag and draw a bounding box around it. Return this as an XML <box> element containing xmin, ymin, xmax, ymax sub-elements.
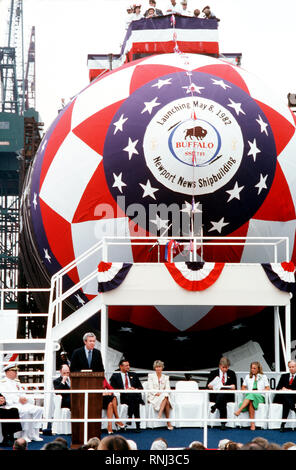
<box><xmin>261</xmin><ymin>262</ymin><xmax>296</xmax><ymax>294</ymax></box>
<box><xmin>98</xmin><ymin>261</ymin><xmax>133</xmax><ymax>293</ymax></box>
<box><xmin>165</xmin><ymin>262</ymin><xmax>225</xmax><ymax>291</ymax></box>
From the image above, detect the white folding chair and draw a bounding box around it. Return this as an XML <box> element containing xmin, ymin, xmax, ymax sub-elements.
<box><xmin>208</xmin><ymin>400</ymin><xmax>237</xmax><ymax>428</ymax></box>
<box><xmin>115</xmin><ymin>390</ymin><xmax>146</xmax><ymax>430</ymax></box>
<box><xmin>101</xmin><ymin>392</ymin><xmax>129</xmax><ymax>430</ymax></box>
<box><xmin>174</xmin><ymin>381</ymin><xmax>205</xmax><ymax>428</ymax></box>
<box><xmin>235</xmin><ymin>392</ymin><xmax>269</xmax><ymax>429</ymax></box>
<box><xmin>142</xmin><ymin>381</ymin><xmax>175</xmax><ymax>429</ymax></box>
<box><xmin>52</xmin><ymin>394</ymin><xmax>71</xmax><ymax>435</ymax></box>
<box><xmin>268</xmin><ymin>393</ymin><xmax>296</xmax><ymax>429</ymax></box>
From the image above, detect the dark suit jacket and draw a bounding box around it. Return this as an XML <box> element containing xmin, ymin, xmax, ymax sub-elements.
<box><xmin>70</xmin><ymin>347</ymin><xmax>104</xmax><ymax>373</ymax></box>
<box><xmin>206</xmin><ymin>368</ymin><xmax>237</xmax><ymax>388</ymax></box>
<box><xmin>53</xmin><ymin>376</ymin><xmax>71</xmax><ymax>409</ymax></box>
<box><xmin>273</xmin><ymin>372</ymin><xmax>296</xmax><ymax>405</ymax></box>
<box><xmin>276</xmin><ymin>373</ymin><xmax>296</xmax><ymax>391</ymax></box>
<box><xmin>207</xmin><ymin>368</ymin><xmax>237</xmax><ymax>402</ymax></box>
<box><xmin>110</xmin><ymin>371</ymin><xmax>144</xmax><ymax>405</ymax></box>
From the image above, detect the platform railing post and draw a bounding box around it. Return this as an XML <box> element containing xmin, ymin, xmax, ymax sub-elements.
<box><xmin>101</xmin><ymin>304</ymin><xmax>108</xmax><ymax>370</ymax></box>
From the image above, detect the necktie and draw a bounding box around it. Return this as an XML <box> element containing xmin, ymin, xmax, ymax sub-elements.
<box><xmin>88</xmin><ymin>350</ymin><xmax>92</xmax><ymax>368</ymax></box>
<box><xmin>125</xmin><ymin>373</ymin><xmax>129</xmax><ymax>389</ymax></box>
<box><xmin>289</xmin><ymin>375</ymin><xmax>294</xmax><ymax>385</ymax></box>
<box><xmin>222</xmin><ymin>374</ymin><xmax>225</xmax><ymax>385</ymax></box>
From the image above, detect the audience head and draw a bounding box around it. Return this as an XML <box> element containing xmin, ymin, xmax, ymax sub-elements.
<box><xmin>218</xmin><ymin>438</ymin><xmax>230</xmax><ymax>450</ymax></box>
<box><xmin>60</xmin><ymin>363</ymin><xmax>70</xmax><ymax>377</ymax></box>
<box><xmin>153</xmin><ymin>360</ymin><xmax>165</xmax><ymax>373</ymax></box>
<box><xmin>224</xmin><ymin>441</ymin><xmax>240</xmax><ymax>450</ymax></box>
<box><xmin>193</xmin><ymin>9</ymin><xmax>200</xmax><ymax>17</ymax></box>
<box><xmin>239</xmin><ymin>442</ymin><xmax>264</xmax><ymax>450</ymax></box>
<box><xmin>87</xmin><ymin>437</ymin><xmax>100</xmax><ymax>450</ymax></box>
<box><xmin>219</xmin><ymin>356</ymin><xmax>230</xmax><ymax>373</ymax></box>
<box><xmin>53</xmin><ymin>437</ymin><xmax>68</xmax><ymax>448</ymax></box>
<box><xmin>147</xmin><ymin>7</ymin><xmax>155</xmax><ymax>16</ymax></box>
<box><xmin>13</xmin><ymin>438</ymin><xmax>27</xmax><ymax>451</ymax></box>
<box><xmin>266</xmin><ymin>442</ymin><xmax>282</xmax><ymax>450</ymax></box>
<box><xmin>249</xmin><ymin>361</ymin><xmax>263</xmax><ymax>377</ymax></box>
<box><xmin>251</xmin><ymin>437</ymin><xmax>269</xmax><ymax>449</ymax></box>
<box><xmin>4</xmin><ymin>363</ymin><xmax>19</xmax><ymax>380</ymax></box>
<box><xmin>127</xmin><ymin>439</ymin><xmax>138</xmax><ymax>450</ymax></box>
<box><xmin>99</xmin><ymin>435</ymin><xmax>130</xmax><ymax>451</ymax></box>
<box><xmin>288</xmin><ymin>360</ymin><xmax>296</xmax><ymax>375</ymax></box>
<box><xmin>119</xmin><ymin>359</ymin><xmax>130</xmax><ymax>373</ymax></box>
<box><xmin>202</xmin><ymin>5</ymin><xmax>211</xmax><ymax>16</ymax></box>
<box><xmin>282</xmin><ymin>442</ymin><xmax>296</xmax><ymax>450</ymax></box>
<box><xmin>83</xmin><ymin>332</ymin><xmax>96</xmax><ymax>350</ymax></box>
<box><xmin>150</xmin><ymin>437</ymin><xmax>168</xmax><ymax>450</ymax></box>
<box><xmin>189</xmin><ymin>441</ymin><xmax>206</xmax><ymax>450</ymax></box>
<box><xmin>133</xmin><ymin>4</ymin><xmax>141</xmax><ymax>13</ymax></box>
<box><xmin>41</xmin><ymin>441</ymin><xmax>68</xmax><ymax>450</ymax></box>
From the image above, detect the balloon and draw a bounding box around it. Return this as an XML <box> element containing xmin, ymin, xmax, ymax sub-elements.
<box><xmin>23</xmin><ymin>52</ymin><xmax>296</xmax><ymax>334</ymax></box>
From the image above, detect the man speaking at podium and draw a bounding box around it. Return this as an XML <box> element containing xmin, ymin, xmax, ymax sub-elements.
<box><xmin>70</xmin><ymin>332</ymin><xmax>104</xmax><ymax>372</ymax></box>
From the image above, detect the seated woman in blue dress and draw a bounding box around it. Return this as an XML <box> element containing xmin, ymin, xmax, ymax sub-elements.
<box><xmin>234</xmin><ymin>361</ymin><xmax>270</xmax><ymax>430</ymax></box>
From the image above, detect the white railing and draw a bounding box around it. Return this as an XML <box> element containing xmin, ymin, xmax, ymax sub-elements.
<box><xmin>48</xmin><ymin>235</ymin><xmax>290</xmax><ymax>329</ymax></box>
<box><xmin>1</xmin><ymin>388</ymin><xmax>295</xmax><ymax>448</ymax></box>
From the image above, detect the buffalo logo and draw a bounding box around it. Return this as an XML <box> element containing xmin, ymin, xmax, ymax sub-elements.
<box><xmin>184</xmin><ymin>126</ymin><xmax>207</xmax><ymax>141</ymax></box>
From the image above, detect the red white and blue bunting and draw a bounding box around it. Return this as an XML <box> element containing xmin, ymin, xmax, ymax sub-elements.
<box><xmin>98</xmin><ymin>261</ymin><xmax>133</xmax><ymax>293</ymax></box>
<box><xmin>261</xmin><ymin>262</ymin><xmax>296</xmax><ymax>294</ymax></box>
<box><xmin>165</xmin><ymin>262</ymin><xmax>225</xmax><ymax>291</ymax></box>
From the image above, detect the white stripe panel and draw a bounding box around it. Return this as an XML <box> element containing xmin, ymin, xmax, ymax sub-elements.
<box><xmin>130</xmin><ymin>27</ymin><xmax>218</xmax><ymax>44</ymax></box>
<box><xmin>278</xmin><ymin>130</ymin><xmax>296</xmax><ymax>212</ymax></box>
<box><xmin>135</xmin><ymin>51</ymin><xmax>221</xmax><ymax>71</ymax></box>
<box><xmin>71</xmin><ymin>217</ymin><xmax>134</xmax><ymax>295</ymax></box>
<box><xmin>88</xmin><ymin>58</ymin><xmax>124</xmax><ymax>70</ymax></box>
<box><xmin>241</xmin><ymin>218</ymin><xmax>296</xmax><ymax>263</ymax></box>
<box><xmin>40</xmin><ymin>131</ymin><xmax>102</xmax><ymax>223</ymax></box>
<box><xmin>71</xmin><ymin>64</ymin><xmax>139</xmax><ymax>130</ymax></box>
<box><xmin>155</xmin><ymin>305</ymin><xmax>212</xmax><ymax>331</ymax></box>
<box><xmin>237</xmin><ymin>67</ymin><xmax>295</xmax><ymax>126</ymax></box>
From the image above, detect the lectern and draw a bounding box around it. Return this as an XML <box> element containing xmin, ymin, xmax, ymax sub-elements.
<box><xmin>70</xmin><ymin>371</ymin><xmax>104</xmax><ymax>447</ymax></box>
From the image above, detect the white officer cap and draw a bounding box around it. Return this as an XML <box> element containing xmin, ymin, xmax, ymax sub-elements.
<box><xmin>3</xmin><ymin>363</ymin><xmax>19</xmax><ymax>372</ymax></box>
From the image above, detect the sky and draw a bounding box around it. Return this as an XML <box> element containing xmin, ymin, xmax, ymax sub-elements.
<box><xmin>0</xmin><ymin>0</ymin><xmax>295</xmax><ymax>132</ymax></box>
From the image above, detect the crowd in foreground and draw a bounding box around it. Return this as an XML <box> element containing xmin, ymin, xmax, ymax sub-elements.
<box><xmin>6</xmin><ymin>434</ymin><xmax>296</xmax><ymax>450</ymax></box>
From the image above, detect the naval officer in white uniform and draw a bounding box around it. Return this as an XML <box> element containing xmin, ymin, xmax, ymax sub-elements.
<box><xmin>0</xmin><ymin>363</ymin><xmax>43</xmax><ymax>442</ymax></box>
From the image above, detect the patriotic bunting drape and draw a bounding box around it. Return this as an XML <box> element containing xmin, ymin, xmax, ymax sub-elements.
<box><xmin>261</xmin><ymin>262</ymin><xmax>296</xmax><ymax>294</ymax></box>
<box><xmin>98</xmin><ymin>261</ymin><xmax>133</xmax><ymax>293</ymax></box>
<box><xmin>97</xmin><ymin>261</ymin><xmax>296</xmax><ymax>295</ymax></box>
<box><xmin>165</xmin><ymin>262</ymin><xmax>225</xmax><ymax>291</ymax></box>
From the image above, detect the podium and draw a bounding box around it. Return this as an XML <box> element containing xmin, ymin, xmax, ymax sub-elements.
<box><xmin>70</xmin><ymin>371</ymin><xmax>104</xmax><ymax>447</ymax></box>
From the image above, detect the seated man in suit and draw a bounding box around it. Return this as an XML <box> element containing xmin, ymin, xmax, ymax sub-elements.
<box><xmin>70</xmin><ymin>332</ymin><xmax>104</xmax><ymax>373</ymax></box>
<box><xmin>206</xmin><ymin>356</ymin><xmax>237</xmax><ymax>430</ymax></box>
<box><xmin>110</xmin><ymin>359</ymin><xmax>144</xmax><ymax>433</ymax></box>
<box><xmin>273</xmin><ymin>359</ymin><xmax>296</xmax><ymax>432</ymax></box>
<box><xmin>53</xmin><ymin>364</ymin><xmax>71</xmax><ymax>409</ymax></box>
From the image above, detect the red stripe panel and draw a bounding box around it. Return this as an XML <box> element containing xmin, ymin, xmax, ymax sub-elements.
<box><xmin>165</xmin><ymin>262</ymin><xmax>225</xmax><ymax>291</ymax></box>
<box><xmin>130</xmin><ymin>41</ymin><xmax>219</xmax><ymax>54</ymax></box>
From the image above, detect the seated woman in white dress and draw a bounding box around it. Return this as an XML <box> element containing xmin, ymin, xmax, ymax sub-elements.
<box><xmin>234</xmin><ymin>361</ymin><xmax>270</xmax><ymax>430</ymax></box>
<box><xmin>147</xmin><ymin>360</ymin><xmax>173</xmax><ymax>430</ymax></box>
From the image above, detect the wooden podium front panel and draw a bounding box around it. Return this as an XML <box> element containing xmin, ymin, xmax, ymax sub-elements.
<box><xmin>70</xmin><ymin>372</ymin><xmax>104</xmax><ymax>447</ymax></box>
